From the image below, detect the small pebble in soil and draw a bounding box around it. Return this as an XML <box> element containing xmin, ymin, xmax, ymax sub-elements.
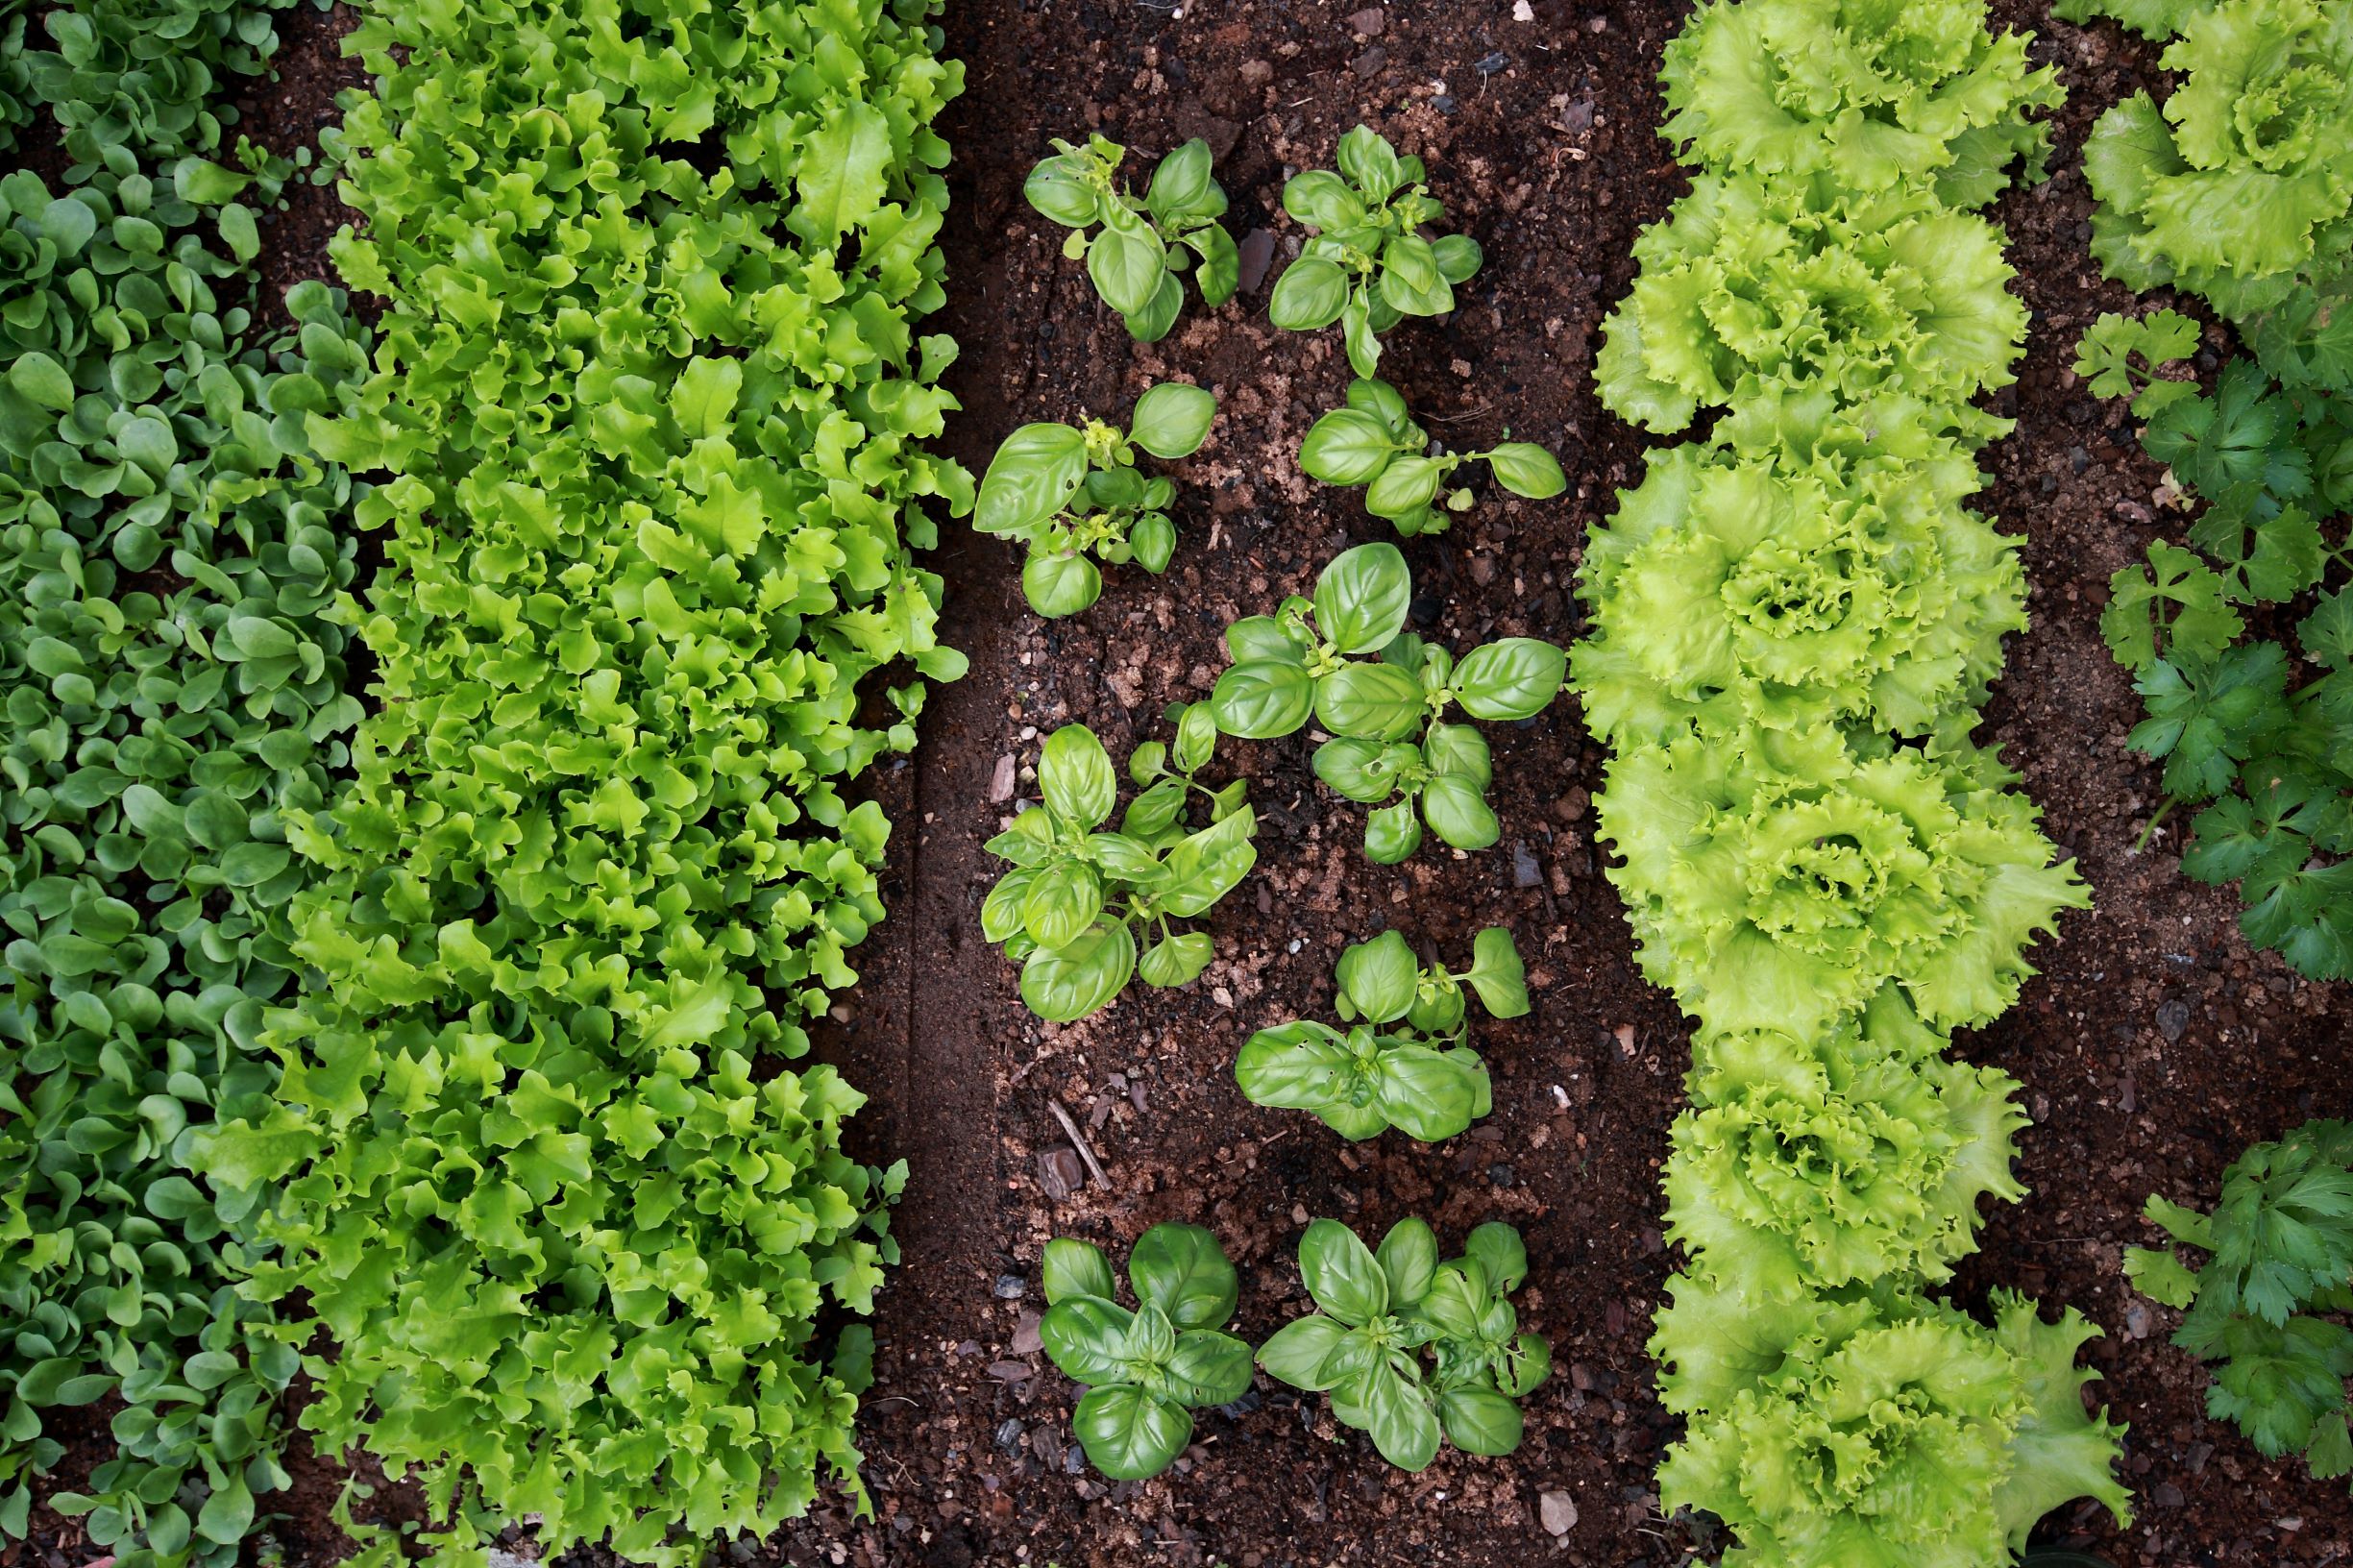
<box><xmin>995</xmin><ymin>1418</ymin><xmax>1026</xmax><ymax>1453</ymax></box>
<box><xmin>1512</xmin><ymin>842</ymin><xmax>1542</xmax><ymax>888</ymax></box>
<box><xmin>993</xmin><ymin>1273</ymin><xmax>1025</xmax><ymax>1300</ymax></box>
<box><xmin>1347</xmin><ymin>6</ymin><xmax>1385</xmax><ymax>35</ymax></box>
<box><xmin>2157</xmin><ymin>997</ymin><xmax>2190</xmax><ymax>1041</ymax></box>
<box><xmin>1433</xmin><ymin>93</ymin><xmax>1456</xmax><ymax>113</ymax></box>
<box><xmin>1488</xmin><ymin>1163</ymin><xmax>1514</xmax><ymax>1187</ymax></box>
<box><xmin>1475</xmin><ymin>50</ymin><xmax>1510</xmax><ymax>75</ymax></box>
<box><xmin>1237</xmin><ymin>229</ymin><xmax>1276</xmax><ymax>293</ymax></box>
<box><xmin>1219</xmin><ymin>1388</ymin><xmax>1262</xmax><ymax>1418</ymax></box>
<box><xmin>1539</xmin><ymin>1489</ymin><xmax>1579</xmax><ymax>1535</ymax></box>
<box><xmin>1409</xmin><ymin>590</ymin><xmax>1444</xmax><ymax>626</ymax></box>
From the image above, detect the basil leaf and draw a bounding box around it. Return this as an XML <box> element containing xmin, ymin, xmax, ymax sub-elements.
<box><xmin>1073</xmin><ymin>1384</ymin><xmax>1193</xmax><ymax>1480</ymax></box>
<box><xmin>1159</xmin><ymin>806</ymin><xmax>1258</xmax><ymax>917</ymax></box>
<box><xmin>1212</xmin><ymin>659</ymin><xmax>1315</xmax><ymax>739</ymax></box>
<box><xmin>1164</xmin><ymin>1330</ymin><xmax>1255</xmax><ymax>1407</ymax></box>
<box><xmin>1021</xmin><ymin>551</ymin><xmax>1104</xmax><ymax>618</ymax></box>
<box><xmin>1464</xmin><ymin>1221</ymin><xmax>1530</xmax><ymax>1293</ymax></box>
<box><xmin>1129</xmin><ymin>381</ymin><xmax>1217</xmax><ymax>458</ymax></box>
<box><xmin>1235</xmin><ymin>1021</ymin><xmax>1354</xmax><ymax>1114</ymax></box>
<box><xmin>1256</xmin><ymin>1314</ymin><xmax>1355</xmax><ymax>1391</ymax></box>
<box><xmin>1300</xmin><ymin>406</ymin><xmax>1403</xmax><ymax>486</ymax></box>
<box><xmin>977</xmin><ymin>422</ymin><xmax>1090</xmax><ymax>535</ymax></box>
<box><xmin>1019</xmin><ymin>921</ymin><xmax>1138</xmax><ymax>1022</ymax></box>
<box><xmin>1315</xmin><ymin>662</ymin><xmax>1426</xmax><ymax>742</ymax></box>
<box><xmin>1452</xmin><ymin>637</ymin><xmax>1567</xmax><ymax>721</ymax></box>
<box><xmin>1283</xmin><ymin>170</ymin><xmax>1364</xmax><ymax>231</ymax></box>
<box><xmin>1364</xmin><ymin>797</ymin><xmax>1426</xmax><ymax>864</ymax></box>
<box><xmin>1336</xmin><ymin>127</ymin><xmax>1404</xmax><ymax>202</ymax></box>
<box><xmin>1467</xmin><ymin>927</ymin><xmax>1530</xmax><ymax>1018</ymax></box>
<box><xmin>1421</xmin><ymin>774</ymin><xmax>1501</xmax><ymax>850</ymax></box>
<box><xmin>1299</xmin><ymin>1218</ymin><xmax>1387</xmax><ymax>1325</ymax></box>
<box><xmin>1042</xmin><ymin>1237</ymin><xmax>1117</xmax><ymax>1304</ymax></box>
<box><xmin>1144</xmin><ymin>138</ymin><xmax>1220</xmax><ymax>224</ymax></box>
<box><xmin>1361</xmin><ymin>1361</ymin><xmax>1441</xmax><ymax>1471</ymax></box>
<box><xmin>1431</xmin><ymin>233</ymin><xmax>1483</xmax><ymax>284</ymax></box>
<box><xmin>1138</xmin><ymin>931</ymin><xmax>1213</xmax><ymax>988</ymax></box>
<box><xmin>1373</xmin><ymin>1045</ymin><xmax>1486</xmax><ymax>1142</ymax></box>
<box><xmin>1438</xmin><ymin>1387</ymin><xmax>1525</xmax><ymax>1457</ymax></box>
<box><xmin>1312</xmin><ymin>737</ymin><xmax>1406</xmax><ymax>803</ymax></box>
<box><xmin>1041</xmin><ymin>1295</ymin><xmax>1136</xmax><ymax>1384</ymax></box>
<box><xmin>1130</xmin><ymin>1222</ymin><xmax>1239</xmax><ymax>1329</ymax></box>
<box><xmin>1040</xmin><ymin>724</ymin><xmax>1118</xmax><ymax>829</ymax></box>
<box><xmin>1269</xmin><ymin>256</ymin><xmax>1353</xmax><ymax>331</ymax></box>
<box><xmin>1314</xmin><ymin>542</ymin><xmax>1414</xmax><ymax>656</ymax></box>
<box><xmin>1365</xmin><ymin>454</ymin><xmax>1445</xmax><ymax>519</ymax></box>
<box><xmin>1088</xmin><ymin>209</ymin><xmax>1169</xmax><ymax>317</ymax></box>
<box><xmin>1485</xmin><ymin>441</ymin><xmax>1566</xmax><ymax>499</ymax></box>
<box><xmin>1335</xmin><ymin>930</ymin><xmax>1417</xmax><ymax>1024</ymax></box>
<box><xmin>1375</xmin><ymin>1218</ymin><xmax>1439</xmax><ymax>1312</ymax></box>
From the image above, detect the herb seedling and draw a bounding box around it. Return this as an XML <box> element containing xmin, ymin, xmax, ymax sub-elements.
<box><xmin>1024</xmin><ymin>135</ymin><xmax>1238</xmax><ymax>341</ymax></box>
<box><xmin>1236</xmin><ymin>928</ymin><xmax>1528</xmax><ymax>1143</ymax></box>
<box><xmin>1036</xmin><ymin>1224</ymin><xmax>1254</xmax><ymax>1480</ymax></box>
<box><xmin>2125</xmin><ymin>1120</ymin><xmax>2353</xmax><ymax>1483</ymax></box>
<box><xmin>1209</xmin><ymin>542</ymin><xmax>1566</xmax><ymax>862</ymax></box>
<box><xmin>975</xmin><ymin>381</ymin><xmax>1217</xmax><ymax>617</ymax></box>
<box><xmin>1267</xmin><ymin>127</ymin><xmax>1483</xmax><ymax>377</ymax></box>
<box><xmin>1258</xmin><ymin>1217</ymin><xmax>1549</xmax><ymax>1471</ymax></box>
<box><xmin>983</xmin><ymin>711</ymin><xmax>1256</xmax><ymax>1022</ymax></box>
<box><xmin>1299</xmin><ymin>378</ymin><xmax>1566</xmax><ymax>536</ymax></box>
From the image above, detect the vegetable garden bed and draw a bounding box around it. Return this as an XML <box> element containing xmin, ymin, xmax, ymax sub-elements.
<box><xmin>7</xmin><ymin>0</ymin><xmax>2353</xmax><ymax>1565</ymax></box>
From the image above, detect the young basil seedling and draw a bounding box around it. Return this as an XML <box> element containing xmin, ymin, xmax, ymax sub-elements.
<box><xmin>1038</xmin><ymin>1224</ymin><xmax>1255</xmax><ymax>1480</ymax></box>
<box><xmin>1208</xmin><ymin>541</ymin><xmax>1567</xmax><ymax>862</ymax></box>
<box><xmin>982</xmin><ymin>710</ymin><xmax>1257</xmax><ymax>1021</ymax></box>
<box><xmin>1236</xmin><ymin>927</ymin><xmax>1529</xmax><ymax>1142</ymax></box>
<box><xmin>1025</xmin><ymin>134</ymin><xmax>1239</xmax><ymax>341</ymax></box>
<box><xmin>975</xmin><ymin>382</ymin><xmax>1218</xmax><ymax>617</ymax></box>
<box><xmin>1267</xmin><ymin>126</ymin><xmax>1483</xmax><ymax>377</ymax></box>
<box><xmin>1300</xmin><ymin>378</ymin><xmax>1567</xmax><ymax>536</ymax></box>
<box><xmin>1257</xmin><ymin>1217</ymin><xmax>1550</xmax><ymax>1471</ymax></box>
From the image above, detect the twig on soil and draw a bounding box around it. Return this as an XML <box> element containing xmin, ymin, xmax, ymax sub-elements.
<box><xmin>1048</xmin><ymin>1098</ymin><xmax>1114</xmax><ymax>1189</ymax></box>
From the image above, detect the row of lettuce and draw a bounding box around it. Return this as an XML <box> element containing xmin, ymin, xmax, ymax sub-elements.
<box><xmin>2</xmin><ymin>1</ymin><xmax>967</xmax><ymax>1563</ymax></box>
<box><xmin>1573</xmin><ymin>0</ymin><xmax>2134</xmax><ymax>1555</ymax></box>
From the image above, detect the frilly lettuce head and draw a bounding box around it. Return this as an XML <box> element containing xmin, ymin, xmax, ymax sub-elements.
<box><xmin>2077</xmin><ymin>0</ymin><xmax>2353</xmax><ymax>386</ymax></box>
<box><xmin>1573</xmin><ymin>445</ymin><xmax>2025</xmax><ymax>746</ymax></box>
<box><xmin>1664</xmin><ymin>987</ymin><xmax>2027</xmax><ymax>1298</ymax></box>
<box><xmin>1653</xmin><ymin>1281</ymin><xmax>2131</xmax><ymax>1565</ymax></box>
<box><xmin>1660</xmin><ymin>0</ymin><xmax>2061</xmax><ymax>208</ymax></box>
<box><xmin>1595</xmin><ymin>724</ymin><xmax>2088</xmax><ymax>1039</ymax></box>
<box><xmin>1596</xmin><ymin>173</ymin><xmax>2031</xmax><ymax>434</ymax></box>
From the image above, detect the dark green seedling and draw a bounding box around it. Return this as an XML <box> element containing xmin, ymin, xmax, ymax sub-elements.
<box><xmin>1256</xmin><ymin>1218</ymin><xmax>1549</xmax><ymax>1471</ymax></box>
<box><xmin>982</xmin><ymin>711</ymin><xmax>1256</xmax><ymax>1021</ymax></box>
<box><xmin>1236</xmin><ymin>927</ymin><xmax>1528</xmax><ymax>1142</ymax></box>
<box><xmin>1038</xmin><ymin>1224</ymin><xmax>1254</xmax><ymax>1479</ymax></box>
<box><xmin>1024</xmin><ymin>134</ymin><xmax>1238</xmax><ymax>341</ymax></box>
<box><xmin>1300</xmin><ymin>379</ymin><xmax>1566</xmax><ymax>537</ymax></box>
<box><xmin>1208</xmin><ymin>542</ymin><xmax>1566</xmax><ymax>862</ymax></box>
<box><xmin>975</xmin><ymin>382</ymin><xmax>1218</xmax><ymax>617</ymax></box>
<box><xmin>1267</xmin><ymin>126</ymin><xmax>1483</xmax><ymax>377</ymax></box>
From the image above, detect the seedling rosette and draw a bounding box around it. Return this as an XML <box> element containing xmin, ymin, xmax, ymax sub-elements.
<box><xmin>1298</xmin><ymin>378</ymin><xmax>1565</xmax><ymax>537</ymax></box>
<box><xmin>1024</xmin><ymin>135</ymin><xmax>1238</xmax><ymax>342</ymax></box>
<box><xmin>1258</xmin><ymin>1218</ymin><xmax>1548</xmax><ymax>1471</ymax></box>
<box><xmin>1037</xmin><ymin>1225</ymin><xmax>1254</xmax><ymax>1480</ymax></box>
<box><xmin>1268</xmin><ymin>127</ymin><xmax>1483</xmax><ymax>378</ymax></box>
<box><xmin>976</xmin><ymin>381</ymin><xmax>1218</xmax><ymax>617</ymax></box>
<box><xmin>983</xmin><ymin>712</ymin><xmax>1257</xmax><ymax>1022</ymax></box>
<box><xmin>1210</xmin><ymin>542</ymin><xmax>1566</xmax><ymax>863</ymax></box>
<box><xmin>1236</xmin><ymin>928</ymin><xmax>1527</xmax><ymax>1143</ymax></box>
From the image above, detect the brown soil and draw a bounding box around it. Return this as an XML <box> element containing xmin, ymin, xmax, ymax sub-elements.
<box><xmin>13</xmin><ymin>3</ymin><xmax>2351</xmax><ymax>1567</ymax></box>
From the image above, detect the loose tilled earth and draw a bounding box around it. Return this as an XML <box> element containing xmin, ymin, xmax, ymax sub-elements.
<box><xmin>12</xmin><ymin>2</ymin><xmax>2353</xmax><ymax>1566</ymax></box>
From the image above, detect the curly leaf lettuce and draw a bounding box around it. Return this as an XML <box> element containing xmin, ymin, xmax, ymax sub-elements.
<box><xmin>2075</xmin><ymin>0</ymin><xmax>2353</xmax><ymax>388</ymax></box>
<box><xmin>1665</xmin><ymin>987</ymin><xmax>2027</xmax><ymax>1298</ymax></box>
<box><xmin>1659</xmin><ymin>0</ymin><xmax>2060</xmax><ymax>208</ymax></box>
<box><xmin>1653</xmin><ymin>1281</ymin><xmax>2131</xmax><ymax>1566</ymax></box>
<box><xmin>1597</xmin><ymin>174</ymin><xmax>2031</xmax><ymax>434</ymax></box>
<box><xmin>1574</xmin><ymin>445</ymin><xmax>2024</xmax><ymax>746</ymax></box>
<box><xmin>1596</xmin><ymin>725</ymin><xmax>2088</xmax><ymax>1039</ymax></box>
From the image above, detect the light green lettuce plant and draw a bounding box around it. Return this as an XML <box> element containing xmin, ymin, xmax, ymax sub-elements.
<box><xmin>1572</xmin><ymin>444</ymin><xmax>2024</xmax><ymax>747</ymax></box>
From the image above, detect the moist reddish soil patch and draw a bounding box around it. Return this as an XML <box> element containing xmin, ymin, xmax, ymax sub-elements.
<box><xmin>14</xmin><ymin>3</ymin><xmax>2351</xmax><ymax>1567</ymax></box>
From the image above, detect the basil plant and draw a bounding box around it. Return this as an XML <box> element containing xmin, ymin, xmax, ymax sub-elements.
<box><xmin>1209</xmin><ymin>542</ymin><xmax>1566</xmax><ymax>863</ymax></box>
<box><xmin>1268</xmin><ymin>126</ymin><xmax>1483</xmax><ymax>377</ymax></box>
<box><xmin>1039</xmin><ymin>1224</ymin><xmax>1254</xmax><ymax>1480</ymax></box>
<box><xmin>1237</xmin><ymin>927</ymin><xmax>1529</xmax><ymax>1142</ymax></box>
<box><xmin>1024</xmin><ymin>134</ymin><xmax>1238</xmax><ymax>341</ymax></box>
<box><xmin>976</xmin><ymin>381</ymin><xmax>1218</xmax><ymax>618</ymax></box>
<box><xmin>983</xmin><ymin>710</ymin><xmax>1256</xmax><ymax>1022</ymax></box>
<box><xmin>1258</xmin><ymin>1218</ymin><xmax>1550</xmax><ymax>1471</ymax></box>
<box><xmin>1300</xmin><ymin>378</ymin><xmax>1566</xmax><ymax>536</ymax></box>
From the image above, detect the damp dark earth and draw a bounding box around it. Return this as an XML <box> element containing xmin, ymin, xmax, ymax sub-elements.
<box><xmin>11</xmin><ymin>2</ymin><xmax>2353</xmax><ymax>1568</ymax></box>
